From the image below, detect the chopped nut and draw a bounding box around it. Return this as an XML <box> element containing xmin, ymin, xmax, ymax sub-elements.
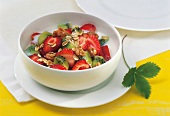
<box><xmin>53</xmin><ymin>28</ymin><xmax>66</xmax><ymax>38</ymax></box>
<box><xmin>58</xmin><ymin>48</ymin><xmax>62</xmax><ymax>52</ymax></box>
<box><xmin>76</xmin><ymin>30</ymin><xmax>83</xmax><ymax>35</ymax></box>
<box><xmin>93</xmin><ymin>49</ymin><xmax>97</xmax><ymax>55</ymax></box>
<box><xmin>73</xmin><ymin>37</ymin><xmax>79</xmax><ymax>41</ymax></box>
<box><xmin>37</xmin><ymin>58</ymin><xmax>43</xmax><ymax>62</ymax></box>
<box><xmin>46</xmin><ymin>60</ymin><xmax>53</xmax><ymax>66</ymax></box>
<box><xmin>35</xmin><ymin>46</ymin><xmax>39</xmax><ymax>51</ymax></box>
<box><xmin>89</xmin><ymin>47</ymin><xmax>97</xmax><ymax>56</ymax></box>
<box><xmin>39</xmin><ymin>43</ymin><xmax>44</xmax><ymax>48</ymax></box>
<box><xmin>45</xmin><ymin>52</ymin><xmax>56</xmax><ymax>60</ymax></box>
<box><xmin>37</xmin><ymin>54</ymin><xmax>41</xmax><ymax>57</ymax></box>
<box><xmin>37</xmin><ymin>57</ymin><xmax>53</xmax><ymax>66</ymax></box>
<box><xmin>96</xmin><ymin>62</ymin><xmax>101</xmax><ymax>67</ymax></box>
<box><xmin>71</xmin><ymin>32</ymin><xmax>78</xmax><ymax>38</ymax></box>
<box><xmin>66</xmin><ymin>35</ymin><xmax>72</xmax><ymax>40</ymax></box>
<box><xmin>74</xmin><ymin>46</ymin><xmax>85</xmax><ymax>56</ymax></box>
<box><xmin>73</xmin><ymin>54</ymin><xmax>79</xmax><ymax>60</ymax></box>
<box><xmin>72</xmin><ymin>48</ymin><xmax>76</xmax><ymax>51</ymax></box>
<box><xmin>62</xmin><ymin>41</ymin><xmax>68</xmax><ymax>46</ymax></box>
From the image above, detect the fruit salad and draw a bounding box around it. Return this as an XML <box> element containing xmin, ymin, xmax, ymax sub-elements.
<box><xmin>25</xmin><ymin>23</ymin><xmax>111</xmax><ymax>70</ymax></box>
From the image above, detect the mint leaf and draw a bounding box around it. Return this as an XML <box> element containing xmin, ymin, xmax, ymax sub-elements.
<box><xmin>121</xmin><ymin>35</ymin><xmax>161</xmax><ymax>99</ymax></box>
<box><xmin>122</xmin><ymin>67</ymin><xmax>136</xmax><ymax>87</ymax></box>
<box><xmin>122</xmin><ymin>62</ymin><xmax>161</xmax><ymax>99</ymax></box>
<box><xmin>25</xmin><ymin>45</ymin><xmax>39</xmax><ymax>56</ymax></box>
<box><xmin>135</xmin><ymin>73</ymin><xmax>151</xmax><ymax>99</ymax></box>
<box><xmin>137</xmin><ymin>62</ymin><xmax>161</xmax><ymax>78</ymax></box>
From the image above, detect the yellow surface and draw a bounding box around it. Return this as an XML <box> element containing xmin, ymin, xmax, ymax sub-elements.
<box><xmin>1</xmin><ymin>50</ymin><xmax>170</xmax><ymax>116</ymax></box>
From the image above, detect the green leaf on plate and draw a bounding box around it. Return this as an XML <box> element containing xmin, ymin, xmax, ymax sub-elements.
<box><xmin>122</xmin><ymin>67</ymin><xmax>136</xmax><ymax>87</ymax></box>
<box><xmin>137</xmin><ymin>62</ymin><xmax>161</xmax><ymax>78</ymax></box>
<box><xmin>135</xmin><ymin>73</ymin><xmax>151</xmax><ymax>99</ymax></box>
<box><xmin>122</xmin><ymin>61</ymin><xmax>161</xmax><ymax>99</ymax></box>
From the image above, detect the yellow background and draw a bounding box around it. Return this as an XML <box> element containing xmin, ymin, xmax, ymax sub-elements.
<box><xmin>1</xmin><ymin>50</ymin><xmax>170</xmax><ymax>116</ymax></box>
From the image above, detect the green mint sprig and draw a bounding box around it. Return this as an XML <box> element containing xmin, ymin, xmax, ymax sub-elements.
<box><xmin>122</xmin><ymin>62</ymin><xmax>161</xmax><ymax>99</ymax></box>
<box><xmin>122</xmin><ymin>35</ymin><xmax>161</xmax><ymax>99</ymax></box>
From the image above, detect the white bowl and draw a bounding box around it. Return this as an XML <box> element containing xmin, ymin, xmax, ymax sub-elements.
<box><xmin>18</xmin><ymin>12</ymin><xmax>122</xmax><ymax>91</ymax></box>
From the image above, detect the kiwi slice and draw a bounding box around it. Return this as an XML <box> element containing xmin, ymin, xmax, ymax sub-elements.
<box><xmin>83</xmin><ymin>51</ymin><xmax>92</xmax><ymax>67</ymax></box>
<box><xmin>38</xmin><ymin>31</ymin><xmax>52</xmax><ymax>45</ymax></box>
<box><xmin>72</xmin><ymin>26</ymin><xmax>83</xmax><ymax>35</ymax></box>
<box><xmin>58</xmin><ymin>23</ymin><xmax>72</xmax><ymax>29</ymax></box>
<box><xmin>63</xmin><ymin>42</ymin><xmax>76</xmax><ymax>49</ymax></box>
<box><xmin>92</xmin><ymin>56</ymin><xmax>105</xmax><ymax>67</ymax></box>
<box><xmin>62</xmin><ymin>37</ymin><xmax>76</xmax><ymax>49</ymax></box>
<box><xmin>99</xmin><ymin>36</ymin><xmax>109</xmax><ymax>46</ymax></box>
<box><xmin>53</xmin><ymin>56</ymin><xmax>69</xmax><ymax>69</ymax></box>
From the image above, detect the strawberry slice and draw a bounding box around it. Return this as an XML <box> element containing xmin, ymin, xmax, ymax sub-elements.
<box><xmin>31</xmin><ymin>32</ymin><xmax>41</xmax><ymax>44</ymax></box>
<box><xmin>56</xmin><ymin>48</ymin><xmax>75</xmax><ymax>67</ymax></box>
<box><xmin>29</xmin><ymin>54</ymin><xmax>44</xmax><ymax>65</ymax></box>
<box><xmin>99</xmin><ymin>46</ymin><xmax>104</xmax><ymax>57</ymax></box>
<box><xmin>80</xmin><ymin>23</ymin><xmax>96</xmax><ymax>32</ymax></box>
<box><xmin>43</xmin><ymin>36</ymin><xmax>62</xmax><ymax>53</ymax></box>
<box><xmin>100</xmin><ymin>45</ymin><xmax>111</xmax><ymax>61</ymax></box>
<box><xmin>72</xmin><ymin>60</ymin><xmax>90</xmax><ymax>70</ymax></box>
<box><xmin>87</xmin><ymin>34</ymin><xmax>101</xmax><ymax>54</ymax></box>
<box><xmin>31</xmin><ymin>32</ymin><xmax>40</xmax><ymax>40</ymax></box>
<box><xmin>65</xmin><ymin>28</ymin><xmax>72</xmax><ymax>35</ymax></box>
<box><xmin>79</xmin><ymin>35</ymin><xmax>88</xmax><ymax>50</ymax></box>
<box><xmin>50</xmin><ymin>64</ymin><xmax>67</xmax><ymax>70</ymax></box>
<box><xmin>79</xmin><ymin>33</ymin><xmax>101</xmax><ymax>55</ymax></box>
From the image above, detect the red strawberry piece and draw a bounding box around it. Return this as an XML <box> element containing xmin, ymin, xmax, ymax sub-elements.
<box><xmin>43</xmin><ymin>36</ymin><xmax>62</xmax><ymax>53</ymax></box>
<box><xmin>56</xmin><ymin>48</ymin><xmax>75</xmax><ymax>67</ymax></box>
<box><xmin>99</xmin><ymin>46</ymin><xmax>104</xmax><ymax>57</ymax></box>
<box><xmin>87</xmin><ymin>34</ymin><xmax>101</xmax><ymax>54</ymax></box>
<box><xmin>65</xmin><ymin>28</ymin><xmax>72</xmax><ymax>35</ymax></box>
<box><xmin>79</xmin><ymin>34</ymin><xmax>101</xmax><ymax>55</ymax></box>
<box><xmin>79</xmin><ymin>35</ymin><xmax>88</xmax><ymax>50</ymax></box>
<box><xmin>29</xmin><ymin>54</ymin><xmax>44</xmax><ymax>65</ymax></box>
<box><xmin>101</xmin><ymin>45</ymin><xmax>111</xmax><ymax>61</ymax></box>
<box><xmin>31</xmin><ymin>32</ymin><xmax>40</xmax><ymax>40</ymax></box>
<box><xmin>38</xmin><ymin>48</ymin><xmax>46</xmax><ymax>56</ymax></box>
<box><xmin>50</xmin><ymin>64</ymin><xmax>67</xmax><ymax>70</ymax></box>
<box><xmin>80</xmin><ymin>23</ymin><xmax>96</xmax><ymax>32</ymax></box>
<box><xmin>72</xmin><ymin>60</ymin><xmax>90</xmax><ymax>70</ymax></box>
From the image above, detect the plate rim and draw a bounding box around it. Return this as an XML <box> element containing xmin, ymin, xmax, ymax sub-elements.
<box><xmin>76</xmin><ymin>0</ymin><xmax>170</xmax><ymax>31</ymax></box>
<box><xmin>14</xmin><ymin>54</ymin><xmax>130</xmax><ymax>108</ymax></box>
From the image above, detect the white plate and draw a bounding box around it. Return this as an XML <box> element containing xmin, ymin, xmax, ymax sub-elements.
<box><xmin>76</xmin><ymin>0</ymin><xmax>170</xmax><ymax>31</ymax></box>
<box><xmin>14</xmin><ymin>55</ymin><xmax>130</xmax><ymax>108</ymax></box>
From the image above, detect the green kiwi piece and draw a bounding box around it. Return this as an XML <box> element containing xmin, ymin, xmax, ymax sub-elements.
<box><xmin>72</xmin><ymin>26</ymin><xmax>83</xmax><ymax>35</ymax></box>
<box><xmin>53</xmin><ymin>56</ymin><xmax>69</xmax><ymax>69</ymax></box>
<box><xmin>92</xmin><ymin>56</ymin><xmax>105</xmax><ymax>67</ymax></box>
<box><xmin>99</xmin><ymin>36</ymin><xmax>109</xmax><ymax>46</ymax></box>
<box><xmin>83</xmin><ymin>51</ymin><xmax>92</xmax><ymax>67</ymax></box>
<box><xmin>63</xmin><ymin>42</ymin><xmax>76</xmax><ymax>49</ymax></box>
<box><xmin>38</xmin><ymin>31</ymin><xmax>52</xmax><ymax>45</ymax></box>
<box><xmin>58</xmin><ymin>22</ymin><xmax>72</xmax><ymax>29</ymax></box>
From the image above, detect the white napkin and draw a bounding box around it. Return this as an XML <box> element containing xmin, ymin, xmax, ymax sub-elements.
<box><xmin>0</xmin><ymin>0</ymin><xmax>82</xmax><ymax>102</ymax></box>
<box><xmin>0</xmin><ymin>36</ymin><xmax>35</xmax><ymax>102</ymax></box>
